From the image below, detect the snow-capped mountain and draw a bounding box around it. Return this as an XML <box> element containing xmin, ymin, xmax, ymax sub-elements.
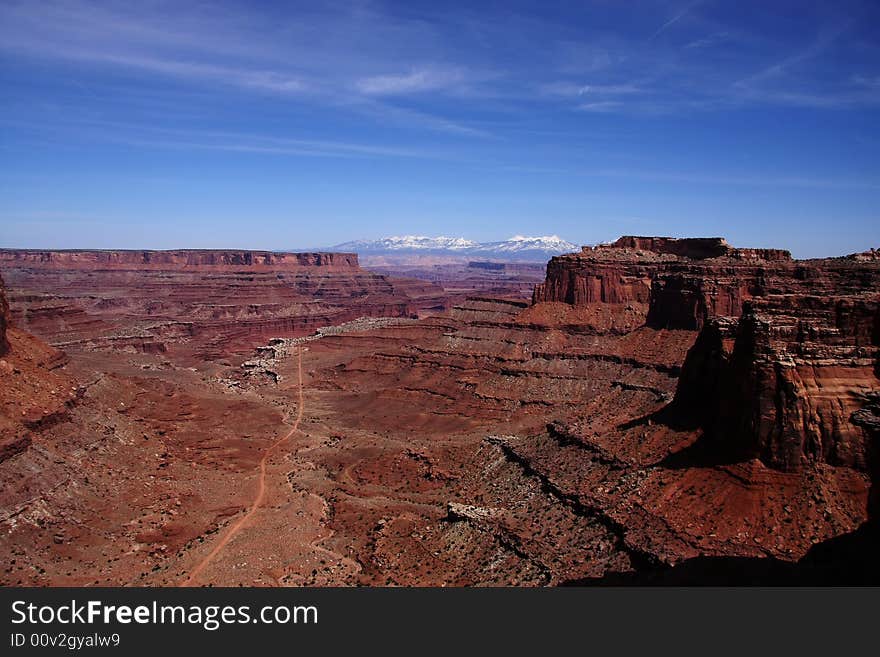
<box><xmin>335</xmin><ymin>236</ymin><xmax>480</xmax><ymax>251</ymax></box>
<box><xmin>332</xmin><ymin>235</ymin><xmax>578</xmax><ymax>261</ymax></box>
<box><xmin>480</xmin><ymin>235</ymin><xmax>577</xmax><ymax>254</ymax></box>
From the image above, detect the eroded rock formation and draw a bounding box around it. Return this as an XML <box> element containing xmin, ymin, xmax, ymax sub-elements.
<box><xmin>0</xmin><ymin>273</ymin><xmax>9</xmax><ymax>356</ymax></box>
<box><xmin>672</xmin><ymin>294</ymin><xmax>879</xmax><ymax>472</ymax></box>
<box><xmin>0</xmin><ymin>249</ymin><xmax>359</xmax><ymax>270</ymax></box>
<box><xmin>2</xmin><ymin>237</ymin><xmax>878</xmax><ymax>585</ymax></box>
<box><xmin>0</xmin><ymin>274</ymin><xmax>74</xmax><ymax>464</ymax></box>
<box><xmin>0</xmin><ymin>249</ymin><xmax>448</xmax><ymax>356</ymax></box>
<box><xmin>509</xmin><ymin>236</ymin><xmax>880</xmax><ymax>575</ymax></box>
<box><xmin>533</xmin><ymin>235</ymin><xmax>879</xmax><ymax>331</ymax></box>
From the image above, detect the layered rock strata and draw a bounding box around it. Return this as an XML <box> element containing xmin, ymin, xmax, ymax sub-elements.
<box><xmin>671</xmin><ymin>294</ymin><xmax>879</xmax><ymax>472</ymax></box>
<box><xmin>1</xmin><ymin>249</ymin><xmax>448</xmax><ymax>356</ymax></box>
<box><xmin>0</xmin><ymin>273</ymin><xmax>9</xmax><ymax>356</ymax></box>
<box><xmin>534</xmin><ymin>235</ymin><xmax>879</xmax><ymax>330</ymax></box>
<box><xmin>2</xmin><ymin>236</ymin><xmax>879</xmax><ymax>585</ymax></box>
<box><xmin>0</xmin><ymin>249</ymin><xmax>358</xmax><ymax>270</ymax></box>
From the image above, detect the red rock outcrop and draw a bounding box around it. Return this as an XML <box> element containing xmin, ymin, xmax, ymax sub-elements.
<box><xmin>0</xmin><ymin>273</ymin><xmax>9</xmax><ymax>356</ymax></box>
<box><xmin>533</xmin><ymin>236</ymin><xmax>880</xmax><ymax>331</ymax></box>
<box><xmin>609</xmin><ymin>235</ymin><xmax>790</xmax><ymax>261</ymax></box>
<box><xmin>508</xmin><ymin>236</ymin><xmax>880</xmax><ymax>574</ymax></box>
<box><xmin>532</xmin><ymin>235</ymin><xmax>790</xmax><ymax>328</ymax></box>
<box><xmin>533</xmin><ymin>236</ymin><xmax>880</xmax><ymax>474</ymax></box>
<box><xmin>672</xmin><ymin>293</ymin><xmax>879</xmax><ymax>472</ymax></box>
<box><xmin>0</xmin><ymin>274</ymin><xmax>75</xmax><ymax>464</ymax></box>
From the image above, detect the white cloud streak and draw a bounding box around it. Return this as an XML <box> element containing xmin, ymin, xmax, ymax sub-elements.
<box><xmin>356</xmin><ymin>69</ymin><xmax>465</xmax><ymax>95</ymax></box>
<box><xmin>56</xmin><ymin>48</ymin><xmax>307</xmax><ymax>94</ymax></box>
<box><xmin>2</xmin><ymin>117</ymin><xmax>449</xmax><ymax>160</ymax></box>
<box><xmin>0</xmin><ymin>1</ymin><xmax>876</xmax><ymax>128</ymax></box>
<box><xmin>684</xmin><ymin>32</ymin><xmax>730</xmax><ymax>49</ymax></box>
<box><xmin>649</xmin><ymin>1</ymin><xmax>703</xmax><ymax>41</ymax></box>
<box><xmin>577</xmin><ymin>101</ymin><xmax>624</xmax><ymax>112</ymax></box>
<box><xmin>736</xmin><ymin>23</ymin><xmax>851</xmax><ymax>87</ymax></box>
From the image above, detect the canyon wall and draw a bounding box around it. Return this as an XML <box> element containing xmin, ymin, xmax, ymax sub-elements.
<box><xmin>0</xmin><ymin>249</ymin><xmax>448</xmax><ymax>356</ymax></box>
<box><xmin>532</xmin><ymin>237</ymin><xmax>776</xmax><ymax>325</ymax></box>
<box><xmin>494</xmin><ymin>236</ymin><xmax>879</xmax><ymax>572</ymax></box>
<box><xmin>534</xmin><ymin>236</ymin><xmax>878</xmax><ymax>330</ymax></box>
<box><xmin>673</xmin><ymin>294</ymin><xmax>879</xmax><ymax>472</ymax></box>
<box><xmin>534</xmin><ymin>237</ymin><xmax>880</xmax><ymax>473</ymax></box>
<box><xmin>0</xmin><ymin>273</ymin><xmax>9</xmax><ymax>356</ymax></box>
<box><xmin>0</xmin><ymin>272</ymin><xmax>75</xmax><ymax>464</ymax></box>
<box><xmin>2</xmin><ymin>236</ymin><xmax>879</xmax><ymax>584</ymax></box>
<box><xmin>0</xmin><ymin>249</ymin><xmax>359</xmax><ymax>270</ymax></box>
<box><xmin>608</xmin><ymin>236</ymin><xmax>790</xmax><ymax>261</ymax></box>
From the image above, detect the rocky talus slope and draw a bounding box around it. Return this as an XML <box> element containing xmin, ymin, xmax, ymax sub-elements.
<box><xmin>0</xmin><ymin>274</ymin><xmax>74</xmax><ymax>464</ymax></box>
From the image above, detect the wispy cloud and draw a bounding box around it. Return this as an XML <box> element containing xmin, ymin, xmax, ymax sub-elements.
<box><xmin>0</xmin><ymin>0</ymin><xmax>877</xmax><ymax>137</ymax></box>
<box><xmin>52</xmin><ymin>48</ymin><xmax>307</xmax><ymax>94</ymax></box>
<box><xmin>732</xmin><ymin>87</ymin><xmax>880</xmax><ymax>109</ymax></box>
<box><xmin>649</xmin><ymin>1</ymin><xmax>703</xmax><ymax>41</ymax></box>
<box><xmin>684</xmin><ymin>32</ymin><xmax>730</xmax><ymax>49</ymax></box>
<box><xmin>542</xmin><ymin>82</ymin><xmax>642</xmax><ymax>97</ymax></box>
<box><xmin>356</xmin><ymin>69</ymin><xmax>465</xmax><ymax>95</ymax></box>
<box><xmin>736</xmin><ymin>22</ymin><xmax>852</xmax><ymax>86</ymax></box>
<box><xmin>1</xmin><ymin>1</ymin><xmax>878</xmax><ymax>254</ymax></box>
<box><xmin>2</xmin><ymin>117</ymin><xmax>450</xmax><ymax>160</ymax></box>
<box><xmin>853</xmin><ymin>74</ymin><xmax>880</xmax><ymax>89</ymax></box>
<box><xmin>347</xmin><ymin>97</ymin><xmax>494</xmax><ymax>138</ymax></box>
<box><xmin>577</xmin><ymin>101</ymin><xmax>624</xmax><ymax>112</ymax></box>
<box><xmin>542</xmin><ymin>81</ymin><xmax>644</xmax><ymax>112</ymax></box>
<box><xmin>0</xmin><ymin>3</ymin><xmax>309</xmax><ymax>96</ymax></box>
<box><xmin>722</xmin><ymin>20</ymin><xmax>880</xmax><ymax>110</ymax></box>
<box><xmin>0</xmin><ymin>2</ymin><xmax>489</xmax><ymax>136</ymax></box>
<box><xmin>489</xmin><ymin>163</ymin><xmax>880</xmax><ymax>191</ymax></box>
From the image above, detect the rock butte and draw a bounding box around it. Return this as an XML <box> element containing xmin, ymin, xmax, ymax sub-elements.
<box><xmin>0</xmin><ymin>238</ymin><xmax>878</xmax><ymax>586</ymax></box>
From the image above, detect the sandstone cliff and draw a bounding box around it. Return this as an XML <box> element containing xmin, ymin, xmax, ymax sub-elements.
<box><xmin>535</xmin><ymin>236</ymin><xmax>880</xmax><ymax>474</ymax></box>
<box><xmin>2</xmin><ymin>235</ymin><xmax>878</xmax><ymax>584</ymax></box>
<box><xmin>533</xmin><ymin>235</ymin><xmax>878</xmax><ymax>330</ymax></box>
<box><xmin>0</xmin><ymin>249</ymin><xmax>359</xmax><ymax>270</ymax></box>
<box><xmin>1</xmin><ymin>249</ymin><xmax>448</xmax><ymax>356</ymax></box>
<box><xmin>0</xmin><ymin>273</ymin><xmax>9</xmax><ymax>356</ymax></box>
<box><xmin>608</xmin><ymin>236</ymin><xmax>791</xmax><ymax>261</ymax></box>
<box><xmin>672</xmin><ymin>294</ymin><xmax>879</xmax><ymax>472</ymax></box>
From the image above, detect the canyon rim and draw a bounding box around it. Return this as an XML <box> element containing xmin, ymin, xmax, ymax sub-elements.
<box><xmin>1</xmin><ymin>236</ymin><xmax>878</xmax><ymax>586</ymax></box>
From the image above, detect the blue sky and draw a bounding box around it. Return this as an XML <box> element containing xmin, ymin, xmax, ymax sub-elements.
<box><xmin>1</xmin><ymin>0</ymin><xmax>878</xmax><ymax>257</ymax></box>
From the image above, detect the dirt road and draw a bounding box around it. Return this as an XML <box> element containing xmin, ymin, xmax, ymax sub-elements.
<box><xmin>181</xmin><ymin>346</ymin><xmax>304</xmax><ymax>586</ymax></box>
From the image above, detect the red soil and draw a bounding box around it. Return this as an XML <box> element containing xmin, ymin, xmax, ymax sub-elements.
<box><xmin>0</xmin><ymin>239</ymin><xmax>877</xmax><ymax>585</ymax></box>
<box><xmin>181</xmin><ymin>347</ymin><xmax>304</xmax><ymax>586</ymax></box>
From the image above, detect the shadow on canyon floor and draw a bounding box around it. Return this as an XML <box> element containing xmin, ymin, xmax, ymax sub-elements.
<box><xmin>565</xmin><ymin>521</ymin><xmax>880</xmax><ymax>586</ymax></box>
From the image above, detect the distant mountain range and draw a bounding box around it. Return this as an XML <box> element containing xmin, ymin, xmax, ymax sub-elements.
<box><xmin>331</xmin><ymin>235</ymin><xmax>579</xmax><ymax>261</ymax></box>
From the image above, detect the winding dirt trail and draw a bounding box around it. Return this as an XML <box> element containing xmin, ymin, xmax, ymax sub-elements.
<box><xmin>181</xmin><ymin>346</ymin><xmax>304</xmax><ymax>586</ymax></box>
